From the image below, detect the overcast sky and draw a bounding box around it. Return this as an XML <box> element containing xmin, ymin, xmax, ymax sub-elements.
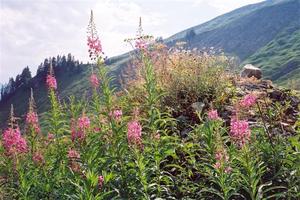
<box><xmin>0</xmin><ymin>0</ymin><xmax>264</xmax><ymax>84</ymax></box>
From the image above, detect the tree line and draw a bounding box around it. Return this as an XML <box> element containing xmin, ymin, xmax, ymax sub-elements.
<box><xmin>0</xmin><ymin>53</ymin><xmax>82</xmax><ymax>101</ymax></box>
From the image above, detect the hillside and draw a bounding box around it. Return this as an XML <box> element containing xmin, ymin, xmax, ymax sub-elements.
<box><xmin>244</xmin><ymin>23</ymin><xmax>300</xmax><ymax>87</ymax></box>
<box><xmin>1</xmin><ymin>0</ymin><xmax>300</xmax><ymax>127</ymax></box>
<box><xmin>166</xmin><ymin>0</ymin><xmax>300</xmax><ymax>87</ymax></box>
<box><xmin>0</xmin><ymin>55</ymin><xmax>130</xmax><ymax>128</ymax></box>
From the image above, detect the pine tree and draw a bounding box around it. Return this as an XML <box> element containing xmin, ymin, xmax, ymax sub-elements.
<box><xmin>20</xmin><ymin>66</ymin><xmax>32</xmax><ymax>85</ymax></box>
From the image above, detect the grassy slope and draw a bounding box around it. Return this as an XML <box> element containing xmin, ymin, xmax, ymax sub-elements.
<box><xmin>166</xmin><ymin>0</ymin><xmax>300</xmax><ymax>87</ymax></box>
<box><xmin>165</xmin><ymin>0</ymin><xmax>286</xmax><ymax>42</ymax></box>
<box><xmin>0</xmin><ymin>56</ymin><xmax>130</xmax><ymax>128</ymax></box>
<box><xmin>244</xmin><ymin>25</ymin><xmax>300</xmax><ymax>88</ymax></box>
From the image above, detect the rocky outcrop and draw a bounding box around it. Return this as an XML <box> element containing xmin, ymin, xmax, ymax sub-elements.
<box><xmin>186</xmin><ymin>78</ymin><xmax>300</xmax><ymax>137</ymax></box>
<box><xmin>231</xmin><ymin>78</ymin><xmax>299</xmax><ymax>136</ymax></box>
<box><xmin>241</xmin><ymin>64</ymin><xmax>262</xmax><ymax>79</ymax></box>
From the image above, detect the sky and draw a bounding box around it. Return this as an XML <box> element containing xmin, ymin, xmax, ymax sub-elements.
<box><xmin>0</xmin><ymin>0</ymin><xmax>264</xmax><ymax>84</ymax></box>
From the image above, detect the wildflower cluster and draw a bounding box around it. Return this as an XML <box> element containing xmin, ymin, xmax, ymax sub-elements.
<box><xmin>78</xmin><ymin>115</ymin><xmax>91</xmax><ymax>129</ymax></box>
<box><xmin>230</xmin><ymin>118</ymin><xmax>251</xmax><ymax>147</ymax></box>
<box><xmin>32</xmin><ymin>152</ymin><xmax>44</xmax><ymax>165</ymax></box>
<box><xmin>110</xmin><ymin>109</ymin><xmax>122</xmax><ymax>122</ymax></box>
<box><xmin>67</xmin><ymin>149</ymin><xmax>81</xmax><ymax>173</ymax></box>
<box><xmin>87</xmin><ymin>10</ymin><xmax>103</xmax><ymax>60</ymax></box>
<box><xmin>127</xmin><ymin>120</ymin><xmax>142</xmax><ymax>147</ymax></box>
<box><xmin>98</xmin><ymin>175</ymin><xmax>104</xmax><ymax>189</ymax></box>
<box><xmin>240</xmin><ymin>93</ymin><xmax>256</xmax><ymax>107</ymax></box>
<box><xmin>68</xmin><ymin>149</ymin><xmax>80</xmax><ymax>160</ymax></box>
<box><xmin>26</xmin><ymin>89</ymin><xmax>40</xmax><ymax>133</ymax></box>
<box><xmin>71</xmin><ymin>115</ymin><xmax>91</xmax><ymax>142</ymax></box>
<box><xmin>2</xmin><ymin>127</ymin><xmax>28</xmax><ymax>156</ymax></box>
<box><xmin>214</xmin><ymin>150</ymin><xmax>232</xmax><ymax>173</ymax></box>
<box><xmin>46</xmin><ymin>74</ymin><xmax>57</xmax><ymax>90</ymax></box>
<box><xmin>208</xmin><ymin>109</ymin><xmax>220</xmax><ymax>121</ymax></box>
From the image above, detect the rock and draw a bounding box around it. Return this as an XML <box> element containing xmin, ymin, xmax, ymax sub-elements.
<box><xmin>241</xmin><ymin>64</ymin><xmax>262</xmax><ymax>79</ymax></box>
<box><xmin>176</xmin><ymin>115</ymin><xmax>189</xmax><ymax>123</ymax></box>
<box><xmin>191</xmin><ymin>102</ymin><xmax>205</xmax><ymax>113</ymax></box>
<box><xmin>269</xmin><ymin>89</ymin><xmax>283</xmax><ymax>101</ymax></box>
<box><xmin>290</xmin><ymin>96</ymin><xmax>300</xmax><ymax>108</ymax></box>
<box><xmin>236</xmin><ymin>88</ymin><xmax>246</xmax><ymax>97</ymax></box>
<box><xmin>180</xmin><ymin>128</ymin><xmax>193</xmax><ymax>138</ymax></box>
<box><xmin>258</xmin><ymin>80</ymin><xmax>274</xmax><ymax>89</ymax></box>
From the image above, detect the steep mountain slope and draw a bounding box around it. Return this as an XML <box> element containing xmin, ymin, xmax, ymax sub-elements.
<box><xmin>166</xmin><ymin>0</ymin><xmax>300</xmax><ymax>86</ymax></box>
<box><xmin>244</xmin><ymin>23</ymin><xmax>300</xmax><ymax>87</ymax></box>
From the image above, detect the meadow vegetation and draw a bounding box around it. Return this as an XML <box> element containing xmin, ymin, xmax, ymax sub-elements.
<box><xmin>0</xmin><ymin>12</ymin><xmax>299</xmax><ymax>200</ymax></box>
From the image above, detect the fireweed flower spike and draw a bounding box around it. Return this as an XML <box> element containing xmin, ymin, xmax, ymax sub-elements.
<box><xmin>67</xmin><ymin>149</ymin><xmax>80</xmax><ymax>160</ymax></box>
<box><xmin>90</xmin><ymin>72</ymin><xmax>99</xmax><ymax>88</ymax></box>
<box><xmin>46</xmin><ymin>61</ymin><xmax>57</xmax><ymax>90</ymax></box>
<box><xmin>87</xmin><ymin>10</ymin><xmax>103</xmax><ymax>61</ymax></box>
<box><xmin>2</xmin><ymin>106</ymin><xmax>28</xmax><ymax>156</ymax></box>
<box><xmin>78</xmin><ymin>115</ymin><xmax>91</xmax><ymax>130</ymax></box>
<box><xmin>71</xmin><ymin>114</ymin><xmax>90</xmax><ymax>142</ymax></box>
<box><xmin>230</xmin><ymin>118</ymin><xmax>251</xmax><ymax>147</ymax></box>
<box><xmin>33</xmin><ymin>152</ymin><xmax>44</xmax><ymax>165</ymax></box>
<box><xmin>127</xmin><ymin>120</ymin><xmax>142</xmax><ymax>147</ymax></box>
<box><xmin>125</xmin><ymin>17</ymin><xmax>153</xmax><ymax>52</ymax></box>
<box><xmin>98</xmin><ymin>175</ymin><xmax>104</xmax><ymax>189</ymax></box>
<box><xmin>135</xmin><ymin>17</ymin><xmax>149</xmax><ymax>51</ymax></box>
<box><xmin>110</xmin><ymin>109</ymin><xmax>123</xmax><ymax>121</ymax></box>
<box><xmin>208</xmin><ymin>109</ymin><xmax>220</xmax><ymax>121</ymax></box>
<box><xmin>2</xmin><ymin>127</ymin><xmax>28</xmax><ymax>156</ymax></box>
<box><xmin>26</xmin><ymin>89</ymin><xmax>40</xmax><ymax>133</ymax></box>
<box><xmin>213</xmin><ymin>150</ymin><xmax>231</xmax><ymax>173</ymax></box>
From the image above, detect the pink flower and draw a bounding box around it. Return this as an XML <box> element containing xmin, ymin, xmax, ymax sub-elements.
<box><xmin>135</xmin><ymin>38</ymin><xmax>148</xmax><ymax>50</ymax></box>
<box><xmin>154</xmin><ymin>132</ymin><xmax>160</xmax><ymax>140</ymax></box>
<box><xmin>70</xmin><ymin>117</ymin><xmax>88</xmax><ymax>142</ymax></box>
<box><xmin>98</xmin><ymin>175</ymin><xmax>104</xmax><ymax>189</ymax></box>
<box><xmin>214</xmin><ymin>150</ymin><xmax>232</xmax><ymax>173</ymax></box>
<box><xmin>87</xmin><ymin>36</ymin><xmax>103</xmax><ymax>60</ymax></box>
<box><xmin>33</xmin><ymin>152</ymin><xmax>44</xmax><ymax>165</ymax></box>
<box><xmin>47</xmin><ymin>133</ymin><xmax>54</xmax><ymax>140</ymax></box>
<box><xmin>26</xmin><ymin>111</ymin><xmax>40</xmax><ymax>133</ymax></box>
<box><xmin>2</xmin><ymin>127</ymin><xmax>28</xmax><ymax>155</ymax></box>
<box><xmin>127</xmin><ymin>120</ymin><xmax>142</xmax><ymax>146</ymax></box>
<box><xmin>240</xmin><ymin>94</ymin><xmax>256</xmax><ymax>107</ymax></box>
<box><xmin>67</xmin><ymin>149</ymin><xmax>80</xmax><ymax>159</ymax></box>
<box><xmin>71</xmin><ymin>130</ymin><xmax>85</xmax><ymax>142</ymax></box>
<box><xmin>208</xmin><ymin>109</ymin><xmax>220</xmax><ymax>120</ymax></box>
<box><xmin>26</xmin><ymin>112</ymin><xmax>38</xmax><ymax>124</ymax></box>
<box><xmin>110</xmin><ymin>109</ymin><xmax>122</xmax><ymax>121</ymax></box>
<box><xmin>94</xmin><ymin>127</ymin><xmax>101</xmax><ymax>132</ymax></box>
<box><xmin>214</xmin><ymin>162</ymin><xmax>221</xmax><ymax>169</ymax></box>
<box><xmin>78</xmin><ymin>116</ymin><xmax>90</xmax><ymax>129</ymax></box>
<box><xmin>215</xmin><ymin>151</ymin><xmax>223</xmax><ymax>161</ymax></box>
<box><xmin>225</xmin><ymin>166</ymin><xmax>232</xmax><ymax>174</ymax></box>
<box><xmin>215</xmin><ymin>150</ymin><xmax>229</xmax><ymax>162</ymax></box>
<box><xmin>46</xmin><ymin>75</ymin><xmax>57</xmax><ymax>90</ymax></box>
<box><xmin>90</xmin><ymin>73</ymin><xmax>99</xmax><ymax>88</ymax></box>
<box><xmin>230</xmin><ymin>119</ymin><xmax>251</xmax><ymax>147</ymax></box>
